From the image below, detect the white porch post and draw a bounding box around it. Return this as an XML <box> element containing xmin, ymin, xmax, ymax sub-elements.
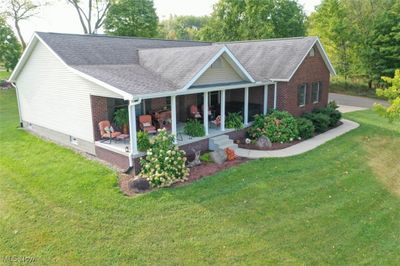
<box><xmin>128</xmin><ymin>102</ymin><xmax>138</xmax><ymax>155</ymax></box>
<box><xmin>263</xmin><ymin>84</ymin><xmax>268</xmax><ymax>115</ymax></box>
<box><xmin>171</xmin><ymin>95</ymin><xmax>177</xmax><ymax>143</ymax></box>
<box><xmin>273</xmin><ymin>82</ymin><xmax>277</xmax><ymax>109</ymax></box>
<box><xmin>220</xmin><ymin>90</ymin><xmax>225</xmax><ymax>131</ymax></box>
<box><xmin>244</xmin><ymin>87</ymin><xmax>249</xmax><ymax>125</ymax></box>
<box><xmin>203</xmin><ymin>92</ymin><xmax>209</xmax><ymax>136</ymax></box>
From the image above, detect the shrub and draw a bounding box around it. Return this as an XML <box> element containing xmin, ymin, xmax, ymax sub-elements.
<box><xmin>199</xmin><ymin>152</ymin><xmax>212</xmax><ymax>163</ymax></box>
<box><xmin>318</xmin><ymin>107</ymin><xmax>342</xmax><ymax>127</ymax></box>
<box><xmin>137</xmin><ymin>131</ymin><xmax>151</xmax><ymax>152</ymax></box>
<box><xmin>248</xmin><ymin>111</ymin><xmax>299</xmax><ymax>143</ymax></box>
<box><xmin>302</xmin><ymin>112</ymin><xmax>330</xmax><ymax>133</ymax></box>
<box><xmin>296</xmin><ymin>117</ymin><xmax>315</xmax><ymax>139</ymax></box>
<box><xmin>225</xmin><ymin>112</ymin><xmax>243</xmax><ymax>130</ymax></box>
<box><xmin>140</xmin><ymin>129</ymin><xmax>189</xmax><ymax>187</ymax></box>
<box><xmin>184</xmin><ymin>119</ymin><xmax>205</xmax><ymax>137</ymax></box>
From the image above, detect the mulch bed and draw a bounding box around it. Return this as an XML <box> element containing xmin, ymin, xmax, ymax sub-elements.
<box><xmin>118</xmin><ymin>157</ymin><xmax>249</xmax><ymax>197</ymax></box>
<box><xmin>238</xmin><ymin>140</ymin><xmax>302</xmax><ymax>150</ymax></box>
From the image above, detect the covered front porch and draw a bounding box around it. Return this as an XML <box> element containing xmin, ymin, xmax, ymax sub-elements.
<box><xmin>91</xmin><ymin>82</ymin><xmax>277</xmax><ymax>157</ymax></box>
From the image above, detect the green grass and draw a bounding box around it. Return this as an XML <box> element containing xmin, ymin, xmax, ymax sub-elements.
<box><xmin>1</xmin><ymin>89</ymin><xmax>400</xmax><ymax>265</ymax></box>
<box><xmin>0</xmin><ymin>71</ymin><xmax>10</xmax><ymax>80</ymax></box>
<box><xmin>330</xmin><ymin>75</ymin><xmax>382</xmax><ymax>99</ymax></box>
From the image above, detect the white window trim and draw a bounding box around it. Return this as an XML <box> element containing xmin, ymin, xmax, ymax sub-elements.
<box><xmin>312</xmin><ymin>82</ymin><xmax>320</xmax><ymax>104</ymax></box>
<box><xmin>298</xmin><ymin>84</ymin><xmax>307</xmax><ymax>107</ymax></box>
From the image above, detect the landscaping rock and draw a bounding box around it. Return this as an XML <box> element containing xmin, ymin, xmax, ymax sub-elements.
<box><xmin>187</xmin><ymin>149</ymin><xmax>201</xmax><ymax>168</ymax></box>
<box><xmin>128</xmin><ymin>177</ymin><xmax>150</xmax><ymax>193</ymax></box>
<box><xmin>256</xmin><ymin>136</ymin><xmax>272</xmax><ymax>148</ymax></box>
<box><xmin>210</xmin><ymin>149</ymin><xmax>227</xmax><ymax>164</ymax></box>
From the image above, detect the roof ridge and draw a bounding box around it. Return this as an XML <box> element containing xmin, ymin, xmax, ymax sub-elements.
<box><xmin>35</xmin><ymin>31</ymin><xmax>212</xmax><ymax>44</ymax></box>
<box><xmin>218</xmin><ymin>36</ymin><xmax>317</xmax><ymax>44</ymax></box>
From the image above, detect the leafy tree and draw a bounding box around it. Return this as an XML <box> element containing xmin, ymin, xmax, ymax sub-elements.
<box><xmin>66</xmin><ymin>0</ymin><xmax>111</xmax><ymax>34</ymax></box>
<box><xmin>368</xmin><ymin>1</ymin><xmax>400</xmax><ymax>83</ymax></box>
<box><xmin>104</xmin><ymin>0</ymin><xmax>158</xmax><ymax>37</ymax></box>
<box><xmin>308</xmin><ymin>0</ymin><xmax>355</xmax><ymax>83</ymax></box>
<box><xmin>0</xmin><ymin>16</ymin><xmax>21</xmax><ymax>71</ymax></box>
<box><xmin>374</xmin><ymin>69</ymin><xmax>400</xmax><ymax>121</ymax></box>
<box><xmin>1</xmin><ymin>0</ymin><xmax>42</xmax><ymax>49</ymax></box>
<box><xmin>198</xmin><ymin>0</ymin><xmax>306</xmax><ymax>42</ymax></box>
<box><xmin>158</xmin><ymin>15</ymin><xmax>209</xmax><ymax>40</ymax></box>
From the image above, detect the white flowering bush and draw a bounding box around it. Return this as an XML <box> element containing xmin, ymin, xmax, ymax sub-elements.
<box><xmin>139</xmin><ymin>129</ymin><xmax>189</xmax><ymax>187</ymax></box>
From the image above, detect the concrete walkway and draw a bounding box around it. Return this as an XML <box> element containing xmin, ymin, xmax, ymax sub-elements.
<box><xmin>236</xmin><ymin>119</ymin><xmax>359</xmax><ymax>159</ymax></box>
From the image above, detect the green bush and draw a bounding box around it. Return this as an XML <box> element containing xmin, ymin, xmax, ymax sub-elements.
<box><xmin>199</xmin><ymin>152</ymin><xmax>212</xmax><ymax>163</ymax></box>
<box><xmin>316</xmin><ymin>101</ymin><xmax>342</xmax><ymax>127</ymax></box>
<box><xmin>296</xmin><ymin>117</ymin><xmax>315</xmax><ymax>139</ymax></box>
<box><xmin>184</xmin><ymin>119</ymin><xmax>205</xmax><ymax>137</ymax></box>
<box><xmin>302</xmin><ymin>112</ymin><xmax>330</xmax><ymax>133</ymax></box>
<box><xmin>137</xmin><ymin>131</ymin><xmax>151</xmax><ymax>152</ymax></box>
<box><xmin>225</xmin><ymin>112</ymin><xmax>243</xmax><ymax>130</ymax></box>
<box><xmin>248</xmin><ymin>111</ymin><xmax>299</xmax><ymax>143</ymax></box>
<box><xmin>140</xmin><ymin>129</ymin><xmax>189</xmax><ymax>187</ymax></box>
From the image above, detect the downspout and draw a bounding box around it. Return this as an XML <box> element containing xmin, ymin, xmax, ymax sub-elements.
<box><xmin>10</xmin><ymin>82</ymin><xmax>23</xmax><ymax>128</ymax></box>
<box><xmin>127</xmin><ymin>98</ymin><xmax>142</xmax><ymax>171</ymax></box>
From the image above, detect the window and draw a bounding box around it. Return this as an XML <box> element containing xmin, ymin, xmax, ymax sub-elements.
<box><xmin>309</xmin><ymin>47</ymin><xmax>315</xmax><ymax>57</ymax></box>
<box><xmin>311</xmin><ymin>82</ymin><xmax>320</xmax><ymax>103</ymax></box>
<box><xmin>297</xmin><ymin>84</ymin><xmax>307</xmax><ymax>107</ymax></box>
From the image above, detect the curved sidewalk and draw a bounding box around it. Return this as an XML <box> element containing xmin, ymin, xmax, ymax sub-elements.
<box><xmin>236</xmin><ymin>119</ymin><xmax>359</xmax><ymax>159</ymax></box>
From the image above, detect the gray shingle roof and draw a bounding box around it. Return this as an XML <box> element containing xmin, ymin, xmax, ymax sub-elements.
<box><xmin>225</xmin><ymin>37</ymin><xmax>318</xmax><ymax>81</ymax></box>
<box><xmin>33</xmin><ymin>32</ymin><xmax>327</xmax><ymax>97</ymax></box>
<box><xmin>139</xmin><ymin>45</ymin><xmax>224</xmax><ymax>89</ymax></box>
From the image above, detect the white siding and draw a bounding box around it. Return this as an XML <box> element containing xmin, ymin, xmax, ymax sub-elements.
<box><xmin>194</xmin><ymin>56</ymin><xmax>244</xmax><ymax>86</ymax></box>
<box><xmin>16</xmin><ymin>41</ymin><xmax>123</xmax><ymax>142</ymax></box>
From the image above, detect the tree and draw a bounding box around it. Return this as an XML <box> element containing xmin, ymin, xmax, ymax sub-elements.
<box><xmin>66</xmin><ymin>0</ymin><xmax>111</xmax><ymax>34</ymax></box>
<box><xmin>158</xmin><ymin>15</ymin><xmax>209</xmax><ymax>40</ymax></box>
<box><xmin>0</xmin><ymin>16</ymin><xmax>21</xmax><ymax>71</ymax></box>
<box><xmin>374</xmin><ymin>69</ymin><xmax>400</xmax><ymax>122</ymax></box>
<box><xmin>368</xmin><ymin>1</ymin><xmax>400</xmax><ymax>83</ymax></box>
<box><xmin>198</xmin><ymin>0</ymin><xmax>306</xmax><ymax>42</ymax></box>
<box><xmin>308</xmin><ymin>0</ymin><xmax>355</xmax><ymax>83</ymax></box>
<box><xmin>1</xmin><ymin>0</ymin><xmax>40</xmax><ymax>49</ymax></box>
<box><xmin>104</xmin><ymin>0</ymin><xmax>158</xmax><ymax>37</ymax></box>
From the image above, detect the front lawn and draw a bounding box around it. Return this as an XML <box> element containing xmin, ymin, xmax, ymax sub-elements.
<box><xmin>1</xmin><ymin>89</ymin><xmax>399</xmax><ymax>265</ymax></box>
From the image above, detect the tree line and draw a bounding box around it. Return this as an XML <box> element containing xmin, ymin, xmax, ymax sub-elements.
<box><xmin>1</xmin><ymin>0</ymin><xmax>399</xmax><ymax>88</ymax></box>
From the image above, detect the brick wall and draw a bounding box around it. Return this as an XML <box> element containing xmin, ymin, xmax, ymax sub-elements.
<box><xmin>90</xmin><ymin>95</ymin><xmax>109</xmax><ymax>141</ymax></box>
<box><xmin>277</xmin><ymin>46</ymin><xmax>330</xmax><ymax>116</ymax></box>
<box><xmin>95</xmin><ymin>146</ymin><xmax>130</xmax><ymax>169</ymax></box>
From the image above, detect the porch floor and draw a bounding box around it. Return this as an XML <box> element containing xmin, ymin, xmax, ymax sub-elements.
<box><xmin>94</xmin><ymin>122</ymin><xmax>236</xmax><ymax>157</ymax></box>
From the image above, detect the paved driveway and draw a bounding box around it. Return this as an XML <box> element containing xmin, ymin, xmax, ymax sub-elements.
<box><xmin>328</xmin><ymin>93</ymin><xmax>388</xmax><ymax>113</ymax></box>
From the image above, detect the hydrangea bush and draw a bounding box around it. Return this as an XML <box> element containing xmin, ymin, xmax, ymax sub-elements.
<box><xmin>140</xmin><ymin>129</ymin><xmax>189</xmax><ymax>187</ymax></box>
<box><xmin>248</xmin><ymin>110</ymin><xmax>299</xmax><ymax>143</ymax></box>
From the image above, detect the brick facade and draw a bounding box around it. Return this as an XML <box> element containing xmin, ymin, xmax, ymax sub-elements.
<box><xmin>95</xmin><ymin>146</ymin><xmax>130</xmax><ymax>169</ymax></box>
<box><xmin>276</xmin><ymin>46</ymin><xmax>330</xmax><ymax>116</ymax></box>
<box><xmin>90</xmin><ymin>95</ymin><xmax>109</xmax><ymax>141</ymax></box>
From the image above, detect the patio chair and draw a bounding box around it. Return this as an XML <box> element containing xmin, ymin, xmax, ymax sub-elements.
<box><xmin>98</xmin><ymin>120</ymin><xmax>121</xmax><ymax>143</ymax></box>
<box><xmin>189</xmin><ymin>104</ymin><xmax>202</xmax><ymax>119</ymax></box>
<box><xmin>211</xmin><ymin>115</ymin><xmax>221</xmax><ymax>128</ymax></box>
<box><xmin>157</xmin><ymin>111</ymin><xmax>172</xmax><ymax>131</ymax></box>
<box><xmin>139</xmin><ymin>115</ymin><xmax>157</xmax><ymax>134</ymax></box>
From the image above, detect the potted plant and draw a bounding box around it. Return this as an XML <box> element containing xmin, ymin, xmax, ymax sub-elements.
<box><xmin>113</xmin><ymin>108</ymin><xmax>129</xmax><ymax>134</ymax></box>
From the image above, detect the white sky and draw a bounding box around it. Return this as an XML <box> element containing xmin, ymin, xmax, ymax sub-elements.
<box><xmin>14</xmin><ymin>0</ymin><xmax>321</xmax><ymax>41</ymax></box>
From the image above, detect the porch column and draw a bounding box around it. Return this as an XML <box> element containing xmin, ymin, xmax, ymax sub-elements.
<box><xmin>203</xmin><ymin>92</ymin><xmax>209</xmax><ymax>136</ymax></box>
<box><xmin>263</xmin><ymin>84</ymin><xmax>268</xmax><ymax>115</ymax></box>
<box><xmin>128</xmin><ymin>102</ymin><xmax>138</xmax><ymax>154</ymax></box>
<box><xmin>220</xmin><ymin>90</ymin><xmax>225</xmax><ymax>131</ymax></box>
<box><xmin>171</xmin><ymin>95</ymin><xmax>177</xmax><ymax>144</ymax></box>
<box><xmin>273</xmin><ymin>82</ymin><xmax>277</xmax><ymax>109</ymax></box>
<box><xmin>244</xmin><ymin>87</ymin><xmax>249</xmax><ymax>125</ymax></box>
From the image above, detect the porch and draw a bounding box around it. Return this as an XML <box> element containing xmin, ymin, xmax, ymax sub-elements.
<box><xmin>91</xmin><ymin>83</ymin><xmax>277</xmax><ymax>157</ymax></box>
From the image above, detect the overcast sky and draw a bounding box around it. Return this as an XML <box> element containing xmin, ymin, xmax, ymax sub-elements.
<box><xmin>15</xmin><ymin>0</ymin><xmax>321</xmax><ymax>41</ymax></box>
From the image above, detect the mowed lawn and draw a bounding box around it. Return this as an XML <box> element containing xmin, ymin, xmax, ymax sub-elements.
<box><xmin>1</xmin><ymin>89</ymin><xmax>400</xmax><ymax>265</ymax></box>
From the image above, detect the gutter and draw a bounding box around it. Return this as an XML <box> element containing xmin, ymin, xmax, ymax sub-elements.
<box><xmin>10</xmin><ymin>82</ymin><xmax>23</xmax><ymax>128</ymax></box>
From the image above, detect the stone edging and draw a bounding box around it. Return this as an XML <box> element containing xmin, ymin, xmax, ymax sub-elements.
<box><xmin>235</xmin><ymin>119</ymin><xmax>360</xmax><ymax>159</ymax></box>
